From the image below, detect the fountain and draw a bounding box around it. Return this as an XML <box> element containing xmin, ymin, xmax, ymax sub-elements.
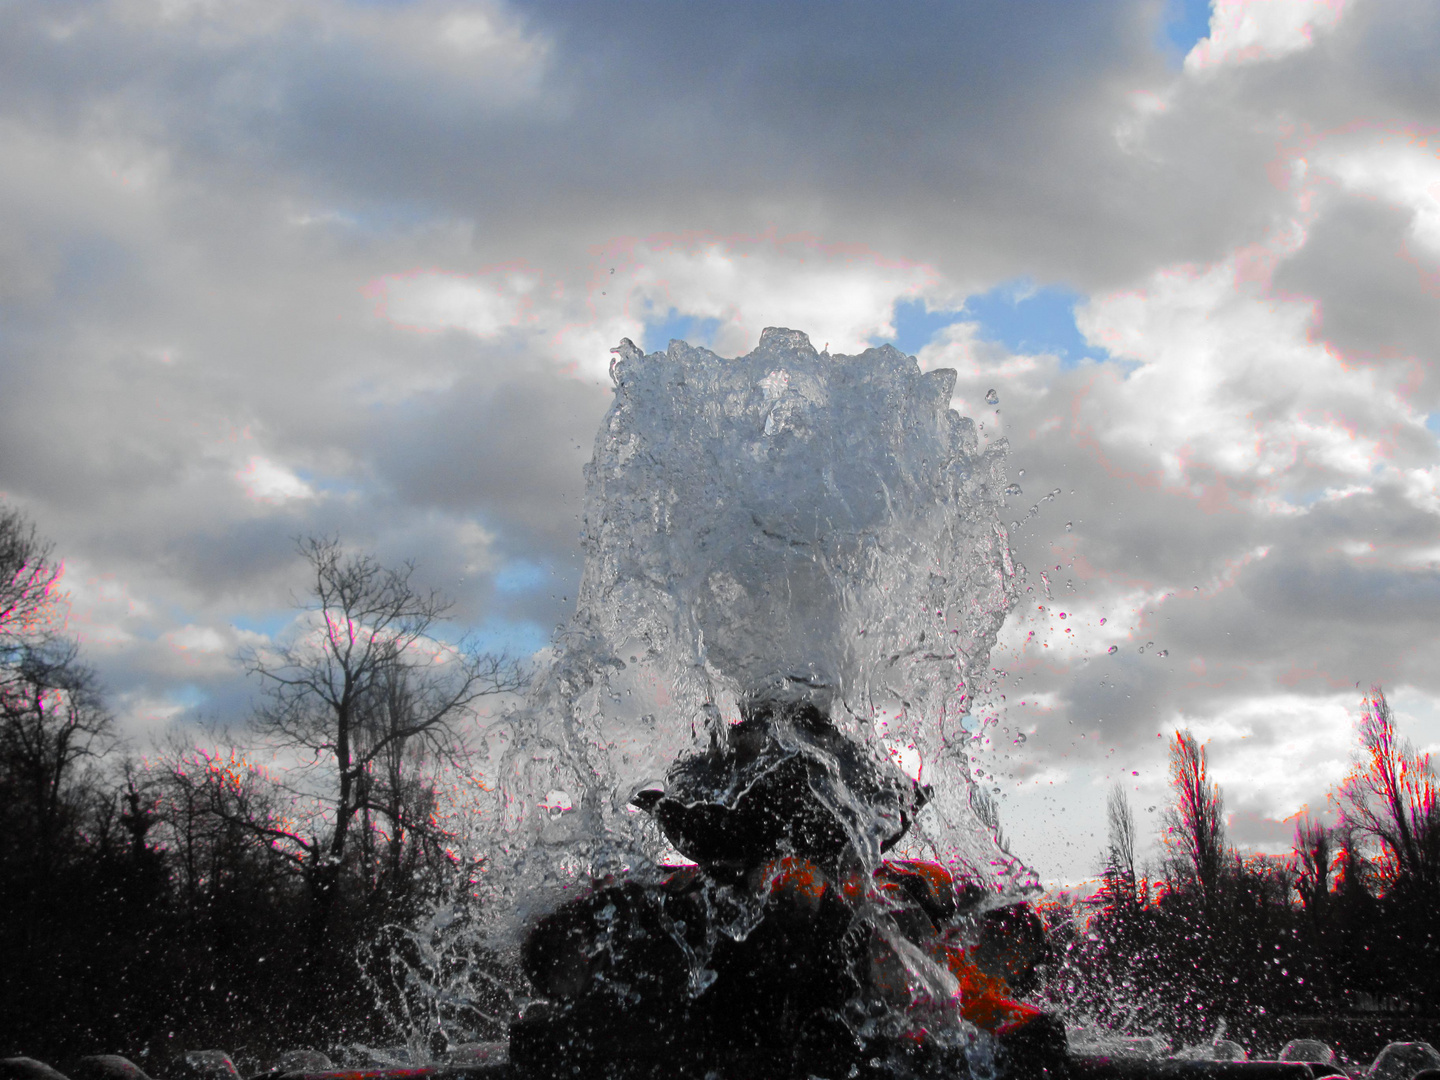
<box><xmin>484</xmin><ymin>328</ymin><xmax>1063</xmax><ymax>1078</ymax></box>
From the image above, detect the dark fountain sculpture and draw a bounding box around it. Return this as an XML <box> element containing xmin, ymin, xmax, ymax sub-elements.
<box><xmin>510</xmin><ymin>696</ymin><xmax>1068</xmax><ymax>1080</ymax></box>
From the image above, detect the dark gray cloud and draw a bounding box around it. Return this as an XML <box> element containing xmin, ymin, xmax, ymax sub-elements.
<box><xmin>1274</xmin><ymin>195</ymin><xmax>1440</xmax><ymax>375</ymax></box>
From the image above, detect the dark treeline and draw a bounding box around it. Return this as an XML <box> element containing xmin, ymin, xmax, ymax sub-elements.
<box><xmin>1044</xmin><ymin>698</ymin><xmax>1440</xmax><ymax>1052</ymax></box>
<box><xmin>7</xmin><ymin>501</ymin><xmax>1440</xmax><ymax>1064</ymax></box>
<box><xmin>0</xmin><ymin>509</ymin><xmax>523</xmax><ymax>1067</ymax></box>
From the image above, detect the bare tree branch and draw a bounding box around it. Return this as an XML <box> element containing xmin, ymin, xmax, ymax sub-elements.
<box><xmin>0</xmin><ymin>504</ymin><xmax>64</xmax><ymax>655</ymax></box>
<box><xmin>234</xmin><ymin>536</ymin><xmax>528</xmax><ymax>952</ymax></box>
<box><xmin>1103</xmin><ymin>782</ymin><xmax>1139</xmax><ymax>909</ymax></box>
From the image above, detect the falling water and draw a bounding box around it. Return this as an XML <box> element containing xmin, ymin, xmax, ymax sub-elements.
<box><xmin>484</xmin><ymin>327</ymin><xmax>1032</xmax><ymax>936</ymax></box>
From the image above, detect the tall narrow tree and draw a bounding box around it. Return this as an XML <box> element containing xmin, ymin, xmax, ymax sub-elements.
<box><xmin>1337</xmin><ymin>687</ymin><xmax>1440</xmax><ymax>897</ymax></box>
<box><xmin>1164</xmin><ymin>729</ymin><xmax>1227</xmax><ymax>902</ymax></box>
<box><xmin>1103</xmin><ymin>781</ymin><xmax>1140</xmax><ymax>910</ymax></box>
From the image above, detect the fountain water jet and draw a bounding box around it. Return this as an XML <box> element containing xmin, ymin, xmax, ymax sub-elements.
<box><xmin>485</xmin><ymin>328</ymin><xmax>1053</xmax><ymax>1078</ymax></box>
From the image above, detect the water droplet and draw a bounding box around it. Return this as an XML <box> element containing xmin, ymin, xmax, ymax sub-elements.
<box><xmin>1005</xmin><ymin>483</ymin><xmax>1023</xmax><ymax>496</ymax></box>
<box><xmin>1099</xmin><ymin>617</ymin><xmax>1106</xmax><ymax>625</ymax></box>
<box><xmin>1065</xmin><ymin>521</ymin><xmax>1073</xmax><ymax>531</ymax></box>
<box><xmin>1049</xmin><ymin>488</ymin><xmax>1062</xmax><ymax>499</ymax></box>
<box><xmin>1193</xmin><ymin>585</ymin><xmax>1200</xmax><ymax>592</ymax></box>
<box><xmin>1158</xmin><ymin>649</ymin><xmax>1169</xmax><ymax>657</ymax></box>
<box><xmin>1058</xmin><ymin>612</ymin><xmax>1067</xmax><ymax>619</ymax></box>
<box><xmin>1147</xmin><ymin>805</ymin><xmax>1156</xmax><ymax>813</ymax></box>
<box><xmin>1014</xmin><ymin>732</ymin><xmax>1027</xmax><ymax>744</ymax></box>
<box><xmin>1107</xmin><ymin>645</ymin><xmax>1118</xmax><ymax>654</ymax></box>
<box><xmin>985</xmin><ymin>388</ymin><xmax>999</xmax><ymax>405</ymax></box>
<box><xmin>1017</xmin><ymin>468</ymin><xmax>1026</xmax><ymax>477</ymax></box>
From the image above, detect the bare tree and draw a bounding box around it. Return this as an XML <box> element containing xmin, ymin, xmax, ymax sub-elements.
<box><xmin>0</xmin><ymin>507</ymin><xmax>117</xmax><ymax>881</ymax></box>
<box><xmin>1164</xmin><ymin>729</ymin><xmax>1227</xmax><ymax>901</ymax></box>
<box><xmin>0</xmin><ymin>638</ymin><xmax>115</xmax><ymax>874</ymax></box>
<box><xmin>239</xmin><ymin>536</ymin><xmax>526</xmax><ymax>956</ymax></box>
<box><xmin>1292</xmin><ymin>816</ymin><xmax>1333</xmax><ymax>915</ymax></box>
<box><xmin>1102</xmin><ymin>782</ymin><xmax>1140</xmax><ymax>910</ymax></box>
<box><xmin>1337</xmin><ymin>686</ymin><xmax>1440</xmax><ymax>896</ymax></box>
<box><xmin>157</xmin><ymin>744</ymin><xmax>301</xmax><ymax>901</ymax></box>
<box><xmin>0</xmin><ymin>504</ymin><xmax>64</xmax><ymax>655</ymax></box>
<box><xmin>352</xmin><ymin>657</ymin><xmax>459</xmax><ymax>903</ymax></box>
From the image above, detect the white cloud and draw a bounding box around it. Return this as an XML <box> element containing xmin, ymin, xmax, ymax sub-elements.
<box><xmin>161</xmin><ymin>623</ymin><xmax>226</xmax><ymax>655</ymax></box>
<box><xmin>369</xmin><ymin>267</ymin><xmax>540</xmax><ymax>338</ymax></box>
<box><xmin>236</xmin><ymin>455</ymin><xmax>315</xmax><ymax>503</ymax></box>
<box><xmin>1076</xmin><ymin>236</ymin><xmax>1399</xmax><ymax>495</ymax></box>
<box><xmin>1318</xmin><ymin>135</ymin><xmax>1440</xmax><ymax>258</ymax></box>
<box><xmin>612</xmin><ymin>237</ymin><xmax>936</xmax><ymax>359</ymax></box>
<box><xmin>1398</xmin><ymin>464</ymin><xmax>1440</xmax><ymax>516</ymax></box>
<box><xmin>1185</xmin><ymin>0</ymin><xmax>1352</xmax><ymax>73</ymax></box>
<box><xmin>111</xmin><ymin>689</ymin><xmax>195</xmax><ymax>734</ymax></box>
<box><xmin>456</xmin><ymin>519</ymin><xmax>499</xmax><ymax>578</ymax></box>
<box><xmin>380</xmin><ymin>236</ymin><xmax>943</xmax><ymax>382</ymax></box>
<box><xmin>1181</xmin><ymin>691</ymin><xmax>1357</xmax><ymax>819</ymax></box>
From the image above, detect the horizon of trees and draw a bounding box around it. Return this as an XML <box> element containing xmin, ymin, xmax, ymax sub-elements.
<box><xmin>1045</xmin><ymin>689</ymin><xmax>1440</xmax><ymax>1056</ymax></box>
<box><xmin>4</xmin><ymin>502</ymin><xmax>1440</xmax><ymax>1065</ymax></box>
<box><xmin>0</xmin><ymin>508</ymin><xmax>524</xmax><ymax>1067</ymax></box>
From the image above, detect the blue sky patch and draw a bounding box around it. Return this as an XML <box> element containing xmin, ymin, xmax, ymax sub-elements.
<box><xmin>1161</xmin><ymin>0</ymin><xmax>1212</xmax><ymax>64</ymax></box>
<box><xmin>882</xmin><ymin>298</ymin><xmax>965</xmax><ymax>357</ymax></box>
<box><xmin>471</xmin><ymin>616</ymin><xmax>551</xmax><ymax>658</ymax></box>
<box><xmin>1426</xmin><ymin>413</ymin><xmax>1440</xmax><ymax>436</ymax></box>
<box><xmin>643</xmin><ymin>309</ymin><xmax>722</xmax><ymax>353</ymax></box>
<box><xmin>231</xmin><ymin>611</ymin><xmax>295</xmax><ymax>638</ymax></box>
<box><xmin>171</xmin><ymin>684</ymin><xmax>208</xmax><ymax>709</ymax></box>
<box><xmin>962</xmin><ymin>280</ymin><xmax>1109</xmax><ymax>365</ymax></box>
<box><xmin>494</xmin><ymin>559</ymin><xmax>548</xmax><ymax>595</ymax></box>
<box><xmin>877</xmin><ymin>282</ymin><xmax>1109</xmax><ymax>365</ymax></box>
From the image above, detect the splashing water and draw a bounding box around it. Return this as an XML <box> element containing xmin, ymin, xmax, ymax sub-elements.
<box><xmin>484</xmin><ymin>328</ymin><xmax>1030</xmax><ymax>937</ymax></box>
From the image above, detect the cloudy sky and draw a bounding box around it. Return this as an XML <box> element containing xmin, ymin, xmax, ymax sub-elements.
<box><xmin>3</xmin><ymin>0</ymin><xmax>1439</xmax><ymax>884</ymax></box>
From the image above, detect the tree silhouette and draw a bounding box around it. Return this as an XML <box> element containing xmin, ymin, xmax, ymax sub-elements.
<box><xmin>1337</xmin><ymin>686</ymin><xmax>1440</xmax><ymax>897</ymax></box>
<box><xmin>1164</xmin><ymin>729</ymin><xmax>1227</xmax><ymax>902</ymax></box>
<box><xmin>0</xmin><ymin>508</ymin><xmax>114</xmax><ymax>878</ymax></box>
<box><xmin>237</xmin><ymin>536</ymin><xmax>525</xmax><ymax>964</ymax></box>
<box><xmin>0</xmin><ymin>503</ymin><xmax>64</xmax><ymax>654</ymax></box>
<box><xmin>0</xmin><ymin>638</ymin><xmax>115</xmax><ymax>876</ymax></box>
<box><xmin>1102</xmin><ymin>781</ymin><xmax>1140</xmax><ymax>911</ymax></box>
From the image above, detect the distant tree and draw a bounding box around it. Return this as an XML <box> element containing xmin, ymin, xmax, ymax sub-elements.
<box><xmin>1102</xmin><ymin>781</ymin><xmax>1140</xmax><ymax>910</ymax></box>
<box><xmin>351</xmin><ymin>656</ymin><xmax>458</xmax><ymax>905</ymax></box>
<box><xmin>1164</xmin><ymin>729</ymin><xmax>1227</xmax><ymax>901</ymax></box>
<box><xmin>237</xmin><ymin>536</ymin><xmax>526</xmax><ymax>960</ymax></box>
<box><xmin>116</xmin><ymin>763</ymin><xmax>163</xmax><ymax>860</ymax></box>
<box><xmin>1292</xmin><ymin>815</ymin><xmax>1334</xmax><ymax>916</ymax></box>
<box><xmin>0</xmin><ymin>508</ymin><xmax>114</xmax><ymax>878</ymax></box>
<box><xmin>159</xmin><ymin>745</ymin><xmax>295</xmax><ymax>901</ymax></box>
<box><xmin>1337</xmin><ymin>687</ymin><xmax>1440</xmax><ymax>897</ymax></box>
<box><xmin>0</xmin><ymin>639</ymin><xmax>115</xmax><ymax>873</ymax></box>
